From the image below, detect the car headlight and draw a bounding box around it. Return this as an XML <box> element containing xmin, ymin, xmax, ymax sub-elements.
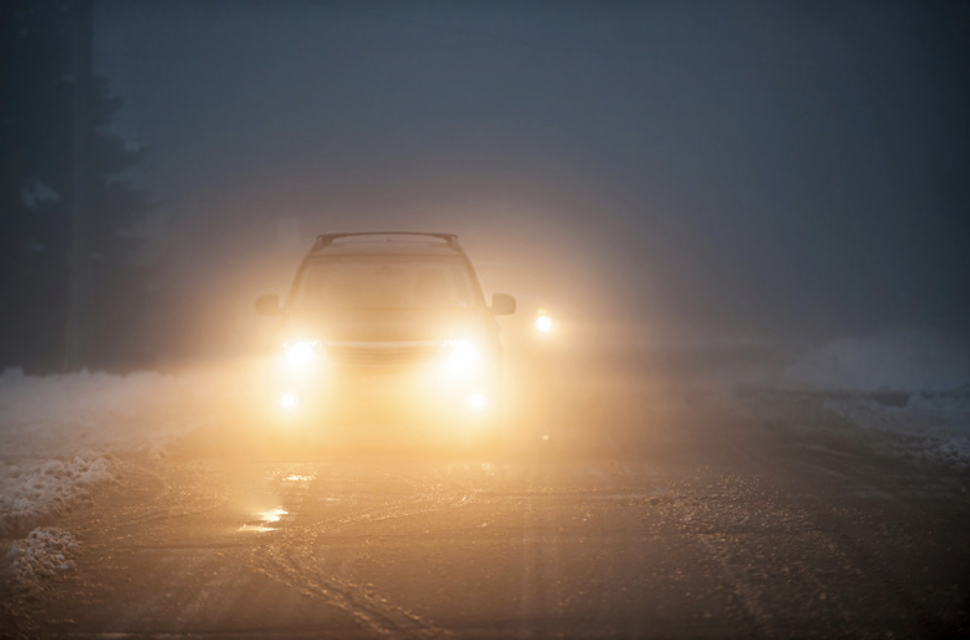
<box><xmin>279</xmin><ymin>392</ymin><xmax>299</xmax><ymax>410</ymax></box>
<box><xmin>535</xmin><ymin>314</ymin><xmax>553</xmax><ymax>333</ymax></box>
<box><xmin>467</xmin><ymin>391</ymin><xmax>487</xmax><ymax>411</ymax></box>
<box><xmin>441</xmin><ymin>339</ymin><xmax>480</xmax><ymax>378</ymax></box>
<box><xmin>283</xmin><ymin>339</ymin><xmax>321</xmax><ymax>367</ymax></box>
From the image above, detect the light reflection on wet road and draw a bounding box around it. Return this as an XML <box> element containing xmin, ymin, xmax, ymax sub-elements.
<box><xmin>4</xmin><ymin>390</ymin><xmax>970</xmax><ymax>639</ymax></box>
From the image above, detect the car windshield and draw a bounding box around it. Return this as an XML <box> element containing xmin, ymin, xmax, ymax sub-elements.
<box><xmin>295</xmin><ymin>255</ymin><xmax>478</xmax><ymax>311</ymax></box>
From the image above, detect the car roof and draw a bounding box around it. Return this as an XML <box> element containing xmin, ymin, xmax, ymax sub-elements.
<box><xmin>315</xmin><ymin>241</ymin><xmax>465</xmax><ymax>257</ymax></box>
<box><xmin>308</xmin><ymin>232</ymin><xmax>467</xmax><ymax>258</ymax></box>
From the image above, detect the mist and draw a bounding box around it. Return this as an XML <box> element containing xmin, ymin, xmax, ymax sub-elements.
<box><xmin>5</xmin><ymin>0</ymin><xmax>969</xmax><ymax>369</ymax></box>
<box><xmin>5</xmin><ymin>5</ymin><xmax>970</xmax><ymax>635</ymax></box>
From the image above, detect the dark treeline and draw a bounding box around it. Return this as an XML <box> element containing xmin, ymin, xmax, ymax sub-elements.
<box><xmin>0</xmin><ymin>0</ymin><xmax>148</xmax><ymax>373</ymax></box>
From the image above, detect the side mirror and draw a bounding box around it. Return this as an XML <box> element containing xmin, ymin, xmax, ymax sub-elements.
<box><xmin>255</xmin><ymin>293</ymin><xmax>281</xmax><ymax>316</ymax></box>
<box><xmin>490</xmin><ymin>293</ymin><xmax>516</xmax><ymax>316</ymax></box>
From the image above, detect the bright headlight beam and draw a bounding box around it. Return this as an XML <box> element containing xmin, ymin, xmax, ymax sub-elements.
<box><xmin>467</xmin><ymin>392</ymin><xmax>486</xmax><ymax>411</ymax></box>
<box><xmin>443</xmin><ymin>339</ymin><xmax>479</xmax><ymax>377</ymax></box>
<box><xmin>280</xmin><ymin>392</ymin><xmax>298</xmax><ymax>410</ymax></box>
<box><xmin>449</xmin><ymin>340</ymin><xmax>477</xmax><ymax>364</ymax></box>
<box><xmin>284</xmin><ymin>340</ymin><xmax>320</xmax><ymax>366</ymax></box>
<box><xmin>535</xmin><ymin>315</ymin><xmax>553</xmax><ymax>333</ymax></box>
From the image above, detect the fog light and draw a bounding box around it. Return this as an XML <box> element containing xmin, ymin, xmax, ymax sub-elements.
<box><xmin>535</xmin><ymin>314</ymin><xmax>553</xmax><ymax>333</ymax></box>
<box><xmin>280</xmin><ymin>392</ymin><xmax>299</xmax><ymax>410</ymax></box>
<box><xmin>467</xmin><ymin>392</ymin><xmax>486</xmax><ymax>411</ymax></box>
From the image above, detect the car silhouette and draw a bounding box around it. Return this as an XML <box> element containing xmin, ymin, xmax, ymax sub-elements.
<box><xmin>255</xmin><ymin>232</ymin><xmax>516</xmax><ymax>450</ymax></box>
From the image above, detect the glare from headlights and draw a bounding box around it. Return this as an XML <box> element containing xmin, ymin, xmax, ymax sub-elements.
<box><xmin>284</xmin><ymin>340</ymin><xmax>320</xmax><ymax>366</ymax></box>
<box><xmin>467</xmin><ymin>392</ymin><xmax>486</xmax><ymax>411</ymax></box>
<box><xmin>280</xmin><ymin>392</ymin><xmax>299</xmax><ymax>410</ymax></box>
<box><xmin>535</xmin><ymin>315</ymin><xmax>553</xmax><ymax>333</ymax></box>
<box><xmin>442</xmin><ymin>339</ymin><xmax>479</xmax><ymax>377</ymax></box>
<box><xmin>535</xmin><ymin>314</ymin><xmax>553</xmax><ymax>333</ymax></box>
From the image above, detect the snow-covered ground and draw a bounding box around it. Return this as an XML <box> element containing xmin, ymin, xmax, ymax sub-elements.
<box><xmin>821</xmin><ymin>386</ymin><xmax>970</xmax><ymax>471</ymax></box>
<box><xmin>1</xmin><ymin>327</ymin><xmax>967</xmax><ymax>592</ymax></box>
<box><xmin>0</xmin><ymin>367</ymin><xmax>226</xmax><ymax>591</ymax></box>
<box><xmin>2</xmin><ymin>527</ymin><xmax>78</xmax><ymax>594</ymax></box>
<box><xmin>0</xmin><ymin>455</ymin><xmax>114</xmax><ymax>539</ymax></box>
<box><xmin>0</xmin><ymin>368</ymin><xmax>222</xmax><ymax>532</ymax></box>
<box><xmin>716</xmin><ymin>328</ymin><xmax>970</xmax><ymax>472</ymax></box>
<box><xmin>783</xmin><ymin>330</ymin><xmax>969</xmax><ymax>470</ymax></box>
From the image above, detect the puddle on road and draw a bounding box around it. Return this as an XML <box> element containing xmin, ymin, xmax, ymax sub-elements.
<box><xmin>238</xmin><ymin>507</ymin><xmax>289</xmax><ymax>533</ymax></box>
<box><xmin>234</xmin><ymin>469</ymin><xmax>316</xmax><ymax>532</ymax></box>
<box><xmin>283</xmin><ymin>474</ymin><xmax>315</xmax><ymax>483</ymax></box>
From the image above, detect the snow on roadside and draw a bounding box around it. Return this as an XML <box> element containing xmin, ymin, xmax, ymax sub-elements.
<box><xmin>779</xmin><ymin>329</ymin><xmax>970</xmax><ymax>470</ymax></box>
<box><xmin>712</xmin><ymin>328</ymin><xmax>970</xmax><ymax>472</ymax></box>
<box><xmin>0</xmin><ymin>367</ymin><xmax>220</xmax><ymax>537</ymax></box>
<box><xmin>0</xmin><ymin>456</ymin><xmax>115</xmax><ymax>537</ymax></box>
<box><xmin>823</xmin><ymin>385</ymin><xmax>970</xmax><ymax>471</ymax></box>
<box><xmin>2</xmin><ymin>527</ymin><xmax>78</xmax><ymax>593</ymax></box>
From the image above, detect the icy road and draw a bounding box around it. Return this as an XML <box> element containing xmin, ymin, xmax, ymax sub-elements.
<box><xmin>3</xmin><ymin>380</ymin><xmax>969</xmax><ymax>640</ymax></box>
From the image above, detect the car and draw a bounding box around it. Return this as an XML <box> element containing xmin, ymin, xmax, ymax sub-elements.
<box><xmin>254</xmin><ymin>231</ymin><xmax>516</xmax><ymax>450</ymax></box>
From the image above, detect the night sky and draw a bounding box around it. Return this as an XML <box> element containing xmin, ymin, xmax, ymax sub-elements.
<box><xmin>90</xmin><ymin>0</ymin><xmax>968</xmax><ymax>352</ymax></box>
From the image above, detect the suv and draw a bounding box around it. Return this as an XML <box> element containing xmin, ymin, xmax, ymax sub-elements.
<box><xmin>255</xmin><ymin>232</ymin><xmax>516</xmax><ymax>447</ymax></box>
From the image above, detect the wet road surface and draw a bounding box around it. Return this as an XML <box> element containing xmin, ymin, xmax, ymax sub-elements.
<box><xmin>3</xmin><ymin>387</ymin><xmax>969</xmax><ymax>639</ymax></box>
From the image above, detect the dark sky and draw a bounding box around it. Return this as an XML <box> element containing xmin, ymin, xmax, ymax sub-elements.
<box><xmin>93</xmin><ymin>0</ymin><xmax>968</xmax><ymax>346</ymax></box>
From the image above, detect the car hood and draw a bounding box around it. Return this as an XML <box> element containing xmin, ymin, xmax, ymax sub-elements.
<box><xmin>282</xmin><ymin>308</ymin><xmax>490</xmax><ymax>343</ymax></box>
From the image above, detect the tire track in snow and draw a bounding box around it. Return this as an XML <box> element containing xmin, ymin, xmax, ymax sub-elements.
<box><xmin>247</xmin><ymin>466</ymin><xmax>477</xmax><ymax>639</ymax></box>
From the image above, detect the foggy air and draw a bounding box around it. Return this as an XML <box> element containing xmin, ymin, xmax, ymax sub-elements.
<box><xmin>1</xmin><ymin>1</ymin><xmax>968</xmax><ymax>638</ymax></box>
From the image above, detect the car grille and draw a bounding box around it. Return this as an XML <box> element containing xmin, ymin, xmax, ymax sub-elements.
<box><xmin>324</xmin><ymin>341</ymin><xmax>442</xmax><ymax>366</ymax></box>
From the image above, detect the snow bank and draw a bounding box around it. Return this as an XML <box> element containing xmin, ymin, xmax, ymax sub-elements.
<box><xmin>2</xmin><ymin>527</ymin><xmax>78</xmax><ymax>593</ymax></box>
<box><xmin>0</xmin><ymin>368</ymin><xmax>221</xmax><ymax>537</ymax></box>
<box><xmin>0</xmin><ymin>456</ymin><xmax>115</xmax><ymax>536</ymax></box>
<box><xmin>714</xmin><ymin>329</ymin><xmax>970</xmax><ymax>472</ymax></box>
<box><xmin>778</xmin><ymin>330</ymin><xmax>970</xmax><ymax>471</ymax></box>
<box><xmin>0</xmin><ymin>367</ymin><xmax>236</xmax><ymax>592</ymax></box>
<box><xmin>824</xmin><ymin>385</ymin><xmax>970</xmax><ymax>471</ymax></box>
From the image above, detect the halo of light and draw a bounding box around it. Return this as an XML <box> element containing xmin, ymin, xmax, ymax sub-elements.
<box><xmin>535</xmin><ymin>315</ymin><xmax>553</xmax><ymax>333</ymax></box>
<box><xmin>443</xmin><ymin>339</ymin><xmax>479</xmax><ymax>377</ymax></box>
<box><xmin>280</xmin><ymin>392</ymin><xmax>299</xmax><ymax>410</ymax></box>
<box><xmin>285</xmin><ymin>340</ymin><xmax>319</xmax><ymax>366</ymax></box>
<box><xmin>467</xmin><ymin>392</ymin><xmax>486</xmax><ymax>410</ymax></box>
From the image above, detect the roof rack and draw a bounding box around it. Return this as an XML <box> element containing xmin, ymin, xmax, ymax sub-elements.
<box><xmin>311</xmin><ymin>231</ymin><xmax>460</xmax><ymax>253</ymax></box>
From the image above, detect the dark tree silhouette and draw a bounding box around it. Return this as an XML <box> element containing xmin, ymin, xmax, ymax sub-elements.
<box><xmin>0</xmin><ymin>0</ymin><xmax>148</xmax><ymax>373</ymax></box>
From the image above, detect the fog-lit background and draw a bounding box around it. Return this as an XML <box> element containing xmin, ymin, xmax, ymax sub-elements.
<box><xmin>2</xmin><ymin>0</ymin><xmax>968</xmax><ymax>372</ymax></box>
<box><xmin>4</xmin><ymin>6</ymin><xmax>970</xmax><ymax>631</ymax></box>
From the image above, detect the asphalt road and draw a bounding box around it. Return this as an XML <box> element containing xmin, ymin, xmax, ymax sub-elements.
<box><xmin>3</xmin><ymin>369</ymin><xmax>970</xmax><ymax>639</ymax></box>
